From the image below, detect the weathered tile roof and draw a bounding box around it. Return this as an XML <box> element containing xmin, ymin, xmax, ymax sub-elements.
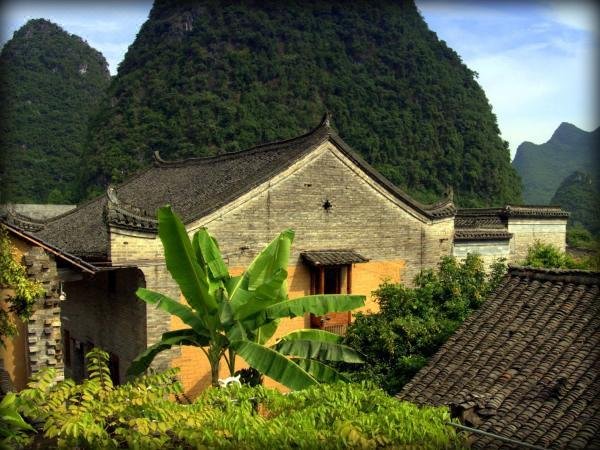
<box><xmin>456</xmin><ymin>206</ymin><xmax>569</xmax><ymax>228</ymax></box>
<box><xmin>397</xmin><ymin>266</ymin><xmax>600</xmax><ymax>449</ymax></box>
<box><xmin>301</xmin><ymin>250</ymin><xmax>369</xmax><ymax>266</ymax></box>
<box><xmin>25</xmin><ymin>114</ymin><xmax>456</xmax><ymax>261</ymax></box>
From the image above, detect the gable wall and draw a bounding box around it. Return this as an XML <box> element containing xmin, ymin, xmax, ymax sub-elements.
<box><xmin>176</xmin><ymin>142</ymin><xmax>452</xmax><ymax>394</ymax></box>
<box><xmin>108</xmin><ymin>141</ymin><xmax>454</xmax><ymax>394</ymax></box>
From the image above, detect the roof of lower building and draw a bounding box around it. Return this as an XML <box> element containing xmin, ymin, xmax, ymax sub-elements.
<box><xmin>301</xmin><ymin>250</ymin><xmax>369</xmax><ymax>266</ymax></box>
<box><xmin>8</xmin><ymin>114</ymin><xmax>455</xmax><ymax>261</ymax></box>
<box><xmin>397</xmin><ymin>266</ymin><xmax>600</xmax><ymax>449</ymax></box>
<box><xmin>454</xmin><ymin>229</ymin><xmax>513</xmax><ymax>241</ymax></box>
<box><xmin>456</xmin><ymin>205</ymin><xmax>569</xmax><ymax>227</ymax></box>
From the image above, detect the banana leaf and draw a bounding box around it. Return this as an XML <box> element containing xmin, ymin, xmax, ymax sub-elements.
<box><xmin>229</xmin><ymin>230</ymin><xmax>294</xmax><ymax>311</ymax></box>
<box><xmin>295</xmin><ymin>358</ymin><xmax>349</xmax><ymax>383</ymax></box>
<box><xmin>136</xmin><ymin>288</ymin><xmax>209</xmax><ymax>336</ymax></box>
<box><xmin>192</xmin><ymin>229</ymin><xmax>229</xmax><ymax>285</ymax></box>
<box><xmin>231</xmin><ymin>340</ymin><xmax>318</xmax><ymax>390</ymax></box>
<box><xmin>277</xmin><ymin>329</ymin><xmax>343</xmax><ymax>344</ymax></box>
<box><xmin>273</xmin><ymin>339</ymin><xmax>364</xmax><ymax>363</ymax></box>
<box><xmin>127</xmin><ymin>329</ymin><xmax>208</xmax><ymax>376</ymax></box>
<box><xmin>248</xmin><ymin>294</ymin><xmax>365</xmax><ymax>328</ymax></box>
<box><xmin>157</xmin><ymin>206</ymin><xmax>218</xmax><ymax>319</ymax></box>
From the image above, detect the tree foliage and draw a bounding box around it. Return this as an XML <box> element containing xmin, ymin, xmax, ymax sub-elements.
<box><xmin>551</xmin><ymin>171</ymin><xmax>600</xmax><ymax>241</ymax></box>
<box><xmin>339</xmin><ymin>254</ymin><xmax>506</xmax><ymax>394</ymax></box>
<box><xmin>0</xmin><ymin>19</ymin><xmax>110</xmax><ymax>203</ymax></box>
<box><xmin>522</xmin><ymin>241</ymin><xmax>592</xmax><ymax>270</ymax></box>
<box><xmin>129</xmin><ymin>206</ymin><xmax>364</xmax><ymax>389</ymax></box>
<box><xmin>81</xmin><ymin>0</ymin><xmax>520</xmax><ymax>207</ymax></box>
<box><xmin>0</xmin><ymin>226</ymin><xmax>45</xmax><ymax>345</ymax></box>
<box><xmin>14</xmin><ymin>348</ymin><xmax>466</xmax><ymax>449</ymax></box>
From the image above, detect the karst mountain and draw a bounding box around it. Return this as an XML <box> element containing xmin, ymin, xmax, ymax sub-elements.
<box><xmin>79</xmin><ymin>0</ymin><xmax>521</xmax><ymax>207</ymax></box>
<box><xmin>0</xmin><ymin>19</ymin><xmax>111</xmax><ymax>203</ymax></box>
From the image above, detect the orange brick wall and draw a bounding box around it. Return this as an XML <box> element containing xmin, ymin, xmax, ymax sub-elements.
<box><xmin>170</xmin><ymin>259</ymin><xmax>405</xmax><ymax>396</ymax></box>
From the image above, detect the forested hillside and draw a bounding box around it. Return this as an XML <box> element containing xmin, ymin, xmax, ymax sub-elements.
<box><xmin>551</xmin><ymin>171</ymin><xmax>599</xmax><ymax>237</ymax></box>
<box><xmin>0</xmin><ymin>19</ymin><xmax>110</xmax><ymax>204</ymax></box>
<box><xmin>513</xmin><ymin>122</ymin><xmax>599</xmax><ymax>204</ymax></box>
<box><xmin>81</xmin><ymin>0</ymin><xmax>521</xmax><ymax>207</ymax></box>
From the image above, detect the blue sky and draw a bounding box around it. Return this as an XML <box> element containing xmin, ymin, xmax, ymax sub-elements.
<box><xmin>1</xmin><ymin>1</ymin><xmax>597</xmax><ymax>158</ymax></box>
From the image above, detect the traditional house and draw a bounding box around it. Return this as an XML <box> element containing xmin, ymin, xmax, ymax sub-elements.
<box><xmin>397</xmin><ymin>266</ymin><xmax>600</xmax><ymax>449</ymax></box>
<box><xmin>1</xmin><ymin>116</ymin><xmax>569</xmax><ymax>395</ymax></box>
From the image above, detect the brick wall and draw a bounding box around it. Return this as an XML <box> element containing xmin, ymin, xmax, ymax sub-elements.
<box><xmin>507</xmin><ymin>218</ymin><xmax>567</xmax><ymax>263</ymax></box>
<box><xmin>61</xmin><ymin>268</ymin><xmax>146</xmax><ymax>382</ymax></box>
<box><xmin>453</xmin><ymin>240</ymin><xmax>511</xmax><ymax>269</ymax></box>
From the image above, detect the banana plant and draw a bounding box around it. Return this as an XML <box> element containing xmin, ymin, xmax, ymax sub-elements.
<box><xmin>128</xmin><ymin>206</ymin><xmax>365</xmax><ymax>390</ymax></box>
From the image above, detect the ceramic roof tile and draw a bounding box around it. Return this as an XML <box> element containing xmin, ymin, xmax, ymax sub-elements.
<box><xmin>397</xmin><ymin>266</ymin><xmax>600</xmax><ymax>449</ymax></box>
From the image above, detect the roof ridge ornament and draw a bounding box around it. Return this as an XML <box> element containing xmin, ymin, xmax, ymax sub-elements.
<box><xmin>106</xmin><ymin>185</ymin><xmax>119</xmax><ymax>204</ymax></box>
<box><xmin>153</xmin><ymin>151</ymin><xmax>167</xmax><ymax>165</ymax></box>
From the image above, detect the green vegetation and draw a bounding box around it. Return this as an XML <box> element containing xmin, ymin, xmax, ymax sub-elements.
<box><xmin>522</xmin><ymin>241</ymin><xmax>593</xmax><ymax>270</ymax></box>
<box><xmin>81</xmin><ymin>0</ymin><xmax>520</xmax><ymax>207</ymax></box>
<box><xmin>513</xmin><ymin>122</ymin><xmax>599</xmax><ymax>204</ymax></box>
<box><xmin>14</xmin><ymin>348</ymin><xmax>465</xmax><ymax>449</ymax></box>
<box><xmin>129</xmin><ymin>206</ymin><xmax>365</xmax><ymax>389</ymax></box>
<box><xmin>551</xmin><ymin>171</ymin><xmax>600</xmax><ymax>243</ymax></box>
<box><xmin>0</xmin><ymin>226</ymin><xmax>45</xmax><ymax>345</ymax></box>
<box><xmin>0</xmin><ymin>392</ymin><xmax>34</xmax><ymax>449</ymax></box>
<box><xmin>0</xmin><ymin>19</ymin><xmax>110</xmax><ymax>203</ymax></box>
<box><xmin>339</xmin><ymin>254</ymin><xmax>506</xmax><ymax>394</ymax></box>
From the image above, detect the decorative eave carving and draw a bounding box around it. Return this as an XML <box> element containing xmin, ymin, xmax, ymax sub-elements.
<box><xmin>0</xmin><ymin>205</ymin><xmax>46</xmax><ymax>232</ymax></box>
<box><xmin>104</xmin><ymin>186</ymin><xmax>158</xmax><ymax>232</ymax></box>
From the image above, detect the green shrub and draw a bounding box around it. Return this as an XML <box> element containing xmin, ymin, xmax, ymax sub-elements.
<box><xmin>16</xmin><ymin>348</ymin><xmax>466</xmax><ymax>449</ymax></box>
<box><xmin>340</xmin><ymin>254</ymin><xmax>506</xmax><ymax>394</ymax></box>
<box><xmin>522</xmin><ymin>241</ymin><xmax>590</xmax><ymax>269</ymax></box>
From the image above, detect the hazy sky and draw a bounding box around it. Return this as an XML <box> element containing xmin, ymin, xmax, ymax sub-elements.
<box><xmin>1</xmin><ymin>1</ymin><xmax>597</xmax><ymax>158</ymax></box>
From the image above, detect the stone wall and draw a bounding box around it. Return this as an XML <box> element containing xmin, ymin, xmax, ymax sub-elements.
<box><xmin>61</xmin><ymin>268</ymin><xmax>146</xmax><ymax>383</ymax></box>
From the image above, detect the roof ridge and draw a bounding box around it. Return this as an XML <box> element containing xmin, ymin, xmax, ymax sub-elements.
<box><xmin>508</xmin><ymin>265</ymin><xmax>600</xmax><ymax>284</ymax></box>
<box><xmin>327</xmin><ymin>131</ymin><xmax>456</xmax><ymax>220</ymax></box>
<box><xmin>153</xmin><ymin>113</ymin><xmax>332</xmax><ymax>168</ymax></box>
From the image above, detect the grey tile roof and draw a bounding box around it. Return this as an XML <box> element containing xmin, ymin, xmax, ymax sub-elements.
<box><xmin>397</xmin><ymin>266</ymin><xmax>600</xmax><ymax>449</ymax></box>
<box><xmin>301</xmin><ymin>250</ymin><xmax>369</xmax><ymax>266</ymax></box>
<box><xmin>27</xmin><ymin>114</ymin><xmax>456</xmax><ymax>261</ymax></box>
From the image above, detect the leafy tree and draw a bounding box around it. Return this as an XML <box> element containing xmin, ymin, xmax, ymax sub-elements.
<box><xmin>339</xmin><ymin>254</ymin><xmax>506</xmax><ymax>394</ymax></box>
<box><xmin>0</xmin><ymin>226</ymin><xmax>45</xmax><ymax>345</ymax></box>
<box><xmin>15</xmin><ymin>348</ymin><xmax>466</xmax><ymax>449</ymax></box>
<box><xmin>522</xmin><ymin>241</ymin><xmax>591</xmax><ymax>270</ymax></box>
<box><xmin>128</xmin><ymin>206</ymin><xmax>365</xmax><ymax>389</ymax></box>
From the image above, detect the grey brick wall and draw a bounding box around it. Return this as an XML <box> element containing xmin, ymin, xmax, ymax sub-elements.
<box><xmin>61</xmin><ymin>268</ymin><xmax>146</xmax><ymax>382</ymax></box>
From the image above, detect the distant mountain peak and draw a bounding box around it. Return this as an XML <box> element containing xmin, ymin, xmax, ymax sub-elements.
<box><xmin>549</xmin><ymin>122</ymin><xmax>586</xmax><ymax>144</ymax></box>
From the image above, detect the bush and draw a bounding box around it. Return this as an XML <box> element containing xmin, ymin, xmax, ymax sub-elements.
<box><xmin>339</xmin><ymin>254</ymin><xmax>506</xmax><ymax>394</ymax></box>
<box><xmin>14</xmin><ymin>348</ymin><xmax>467</xmax><ymax>449</ymax></box>
<box><xmin>522</xmin><ymin>241</ymin><xmax>590</xmax><ymax>269</ymax></box>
